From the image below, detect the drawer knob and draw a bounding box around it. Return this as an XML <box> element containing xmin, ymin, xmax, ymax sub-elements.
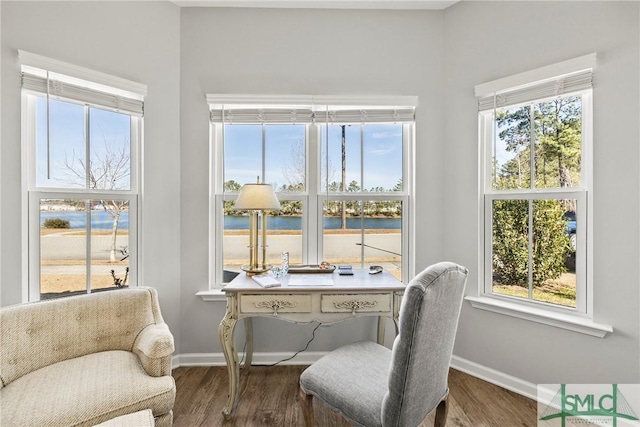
<box><xmin>334</xmin><ymin>300</ymin><xmax>378</xmax><ymax>316</ymax></box>
<box><xmin>254</xmin><ymin>300</ymin><xmax>298</xmax><ymax>316</ymax></box>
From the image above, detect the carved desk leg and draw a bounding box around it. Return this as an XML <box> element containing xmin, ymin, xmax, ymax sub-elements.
<box><xmin>377</xmin><ymin>317</ymin><xmax>387</xmax><ymax>345</ymax></box>
<box><xmin>219</xmin><ymin>294</ymin><xmax>239</xmax><ymax>419</ymax></box>
<box><xmin>393</xmin><ymin>290</ymin><xmax>403</xmax><ymax>335</ymax></box>
<box><xmin>242</xmin><ymin>317</ymin><xmax>254</xmax><ymax>369</ymax></box>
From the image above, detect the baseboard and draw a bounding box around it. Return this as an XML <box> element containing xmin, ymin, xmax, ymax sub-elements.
<box><xmin>172</xmin><ymin>351</ymin><xmax>328</xmax><ymax>368</ymax></box>
<box><xmin>172</xmin><ymin>352</ymin><xmax>537</xmax><ymax>401</ymax></box>
<box><xmin>450</xmin><ymin>355</ymin><xmax>538</xmax><ymax>400</ymax></box>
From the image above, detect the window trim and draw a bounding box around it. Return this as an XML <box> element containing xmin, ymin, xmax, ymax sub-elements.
<box><xmin>477</xmin><ymin>93</ymin><xmax>591</xmax><ymax>315</ymax></box>
<box><xmin>27</xmin><ymin>191</ymin><xmax>139</xmax><ymax>301</ymax></box>
<box><xmin>474</xmin><ymin>53</ymin><xmax>596</xmax><ymax>99</ymax></box>
<box><xmin>207</xmin><ymin>95</ymin><xmax>416</xmax><ymax>290</ymax></box>
<box><xmin>21</xmin><ymin>88</ymin><xmax>142</xmax><ymax>302</ymax></box>
<box><xmin>19</xmin><ymin>50</ymin><xmax>147</xmax><ymax>100</ymax></box>
<box><xmin>465</xmin><ymin>295</ymin><xmax>612</xmax><ymax>338</ymax></box>
<box><xmin>472</xmin><ymin>58</ymin><xmax>610</xmax><ymax>336</ymax></box>
<box><xmin>483</xmin><ymin>190</ymin><xmax>587</xmax><ymax>314</ymax></box>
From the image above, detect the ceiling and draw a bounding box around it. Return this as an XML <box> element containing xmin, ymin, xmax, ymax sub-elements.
<box><xmin>169</xmin><ymin>0</ymin><xmax>460</xmax><ymax>10</ymax></box>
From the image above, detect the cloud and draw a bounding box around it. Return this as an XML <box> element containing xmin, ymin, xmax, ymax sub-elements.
<box><xmin>370</xmin><ymin>147</ymin><xmax>395</xmax><ymax>156</ymax></box>
<box><xmin>371</xmin><ymin>131</ymin><xmax>402</xmax><ymax>139</ymax></box>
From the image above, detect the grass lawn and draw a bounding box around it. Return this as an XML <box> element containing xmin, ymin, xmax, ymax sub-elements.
<box><xmin>41</xmin><ymin>229</ymin><xmax>129</xmax><ymax>236</ymax></box>
<box><xmin>493</xmin><ymin>272</ymin><xmax>576</xmax><ymax>307</ymax></box>
<box><xmin>41</xmin><ymin>260</ymin><xmax>129</xmax><ymax>294</ymax></box>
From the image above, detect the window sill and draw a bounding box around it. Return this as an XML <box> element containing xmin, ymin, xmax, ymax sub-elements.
<box><xmin>196</xmin><ymin>289</ymin><xmax>226</xmax><ymax>302</ymax></box>
<box><xmin>465</xmin><ymin>296</ymin><xmax>613</xmax><ymax>338</ymax></box>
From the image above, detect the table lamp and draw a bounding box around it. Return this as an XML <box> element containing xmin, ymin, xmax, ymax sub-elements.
<box><xmin>234</xmin><ymin>180</ymin><xmax>281</xmax><ymax>275</ymax></box>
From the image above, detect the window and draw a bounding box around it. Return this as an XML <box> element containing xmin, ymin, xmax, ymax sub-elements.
<box><xmin>21</xmin><ymin>52</ymin><xmax>145</xmax><ymax>301</ymax></box>
<box><xmin>208</xmin><ymin>96</ymin><xmax>416</xmax><ymax>287</ymax></box>
<box><xmin>476</xmin><ymin>55</ymin><xmax>594</xmax><ymax>315</ymax></box>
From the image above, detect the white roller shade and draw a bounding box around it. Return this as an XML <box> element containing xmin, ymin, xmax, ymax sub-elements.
<box><xmin>210</xmin><ymin>108</ymin><xmax>315</xmax><ymax>124</ymax></box>
<box><xmin>209</xmin><ymin>107</ymin><xmax>415</xmax><ymax>124</ymax></box>
<box><xmin>207</xmin><ymin>94</ymin><xmax>417</xmax><ymax>124</ymax></box>
<box><xmin>477</xmin><ymin>69</ymin><xmax>593</xmax><ymax>111</ymax></box>
<box><xmin>22</xmin><ymin>72</ymin><xmax>144</xmax><ymax>116</ymax></box>
<box><xmin>476</xmin><ymin>53</ymin><xmax>596</xmax><ymax>111</ymax></box>
<box><xmin>315</xmin><ymin>108</ymin><xmax>415</xmax><ymax>124</ymax></box>
<box><xmin>19</xmin><ymin>50</ymin><xmax>146</xmax><ymax>117</ymax></box>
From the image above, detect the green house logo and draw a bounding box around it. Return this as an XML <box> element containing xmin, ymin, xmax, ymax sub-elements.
<box><xmin>539</xmin><ymin>384</ymin><xmax>639</xmax><ymax>427</ymax></box>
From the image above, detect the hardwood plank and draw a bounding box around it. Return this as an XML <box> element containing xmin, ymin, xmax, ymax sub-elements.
<box><xmin>172</xmin><ymin>366</ymin><xmax>537</xmax><ymax>427</ymax></box>
<box><xmin>447</xmin><ymin>368</ymin><xmax>537</xmax><ymax>427</ymax></box>
<box><xmin>422</xmin><ymin>393</ymin><xmax>474</xmax><ymax>427</ymax></box>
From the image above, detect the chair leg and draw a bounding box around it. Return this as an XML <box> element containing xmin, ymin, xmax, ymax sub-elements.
<box><xmin>434</xmin><ymin>395</ymin><xmax>449</xmax><ymax>427</ymax></box>
<box><xmin>299</xmin><ymin>387</ymin><xmax>314</xmax><ymax>427</ymax></box>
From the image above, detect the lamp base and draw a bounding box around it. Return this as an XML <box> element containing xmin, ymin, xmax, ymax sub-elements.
<box><xmin>241</xmin><ymin>265</ymin><xmax>271</xmax><ymax>276</ymax></box>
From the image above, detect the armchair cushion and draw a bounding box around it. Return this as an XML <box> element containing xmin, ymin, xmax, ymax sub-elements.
<box><xmin>0</xmin><ymin>351</ymin><xmax>174</xmax><ymax>427</ymax></box>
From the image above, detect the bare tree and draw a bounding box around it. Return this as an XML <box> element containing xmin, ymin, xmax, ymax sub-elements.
<box><xmin>63</xmin><ymin>140</ymin><xmax>130</xmax><ymax>262</ymax></box>
<box><xmin>282</xmin><ymin>137</ymin><xmax>306</xmax><ymax>190</ymax></box>
<box><xmin>282</xmin><ymin>136</ymin><xmax>338</xmax><ymax>190</ymax></box>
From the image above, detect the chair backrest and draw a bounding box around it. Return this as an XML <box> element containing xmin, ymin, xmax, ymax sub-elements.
<box><xmin>381</xmin><ymin>262</ymin><xmax>468</xmax><ymax>427</ymax></box>
<box><xmin>0</xmin><ymin>287</ymin><xmax>163</xmax><ymax>388</ymax></box>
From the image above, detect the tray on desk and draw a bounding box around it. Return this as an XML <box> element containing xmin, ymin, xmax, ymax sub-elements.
<box><xmin>287</xmin><ymin>264</ymin><xmax>336</xmax><ymax>274</ymax></box>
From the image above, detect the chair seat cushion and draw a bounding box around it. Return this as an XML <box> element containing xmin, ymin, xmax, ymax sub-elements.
<box><xmin>0</xmin><ymin>350</ymin><xmax>175</xmax><ymax>427</ymax></box>
<box><xmin>300</xmin><ymin>341</ymin><xmax>391</xmax><ymax>427</ymax></box>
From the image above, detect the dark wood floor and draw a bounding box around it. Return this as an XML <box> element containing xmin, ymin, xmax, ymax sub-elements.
<box><xmin>172</xmin><ymin>365</ymin><xmax>537</xmax><ymax>427</ymax></box>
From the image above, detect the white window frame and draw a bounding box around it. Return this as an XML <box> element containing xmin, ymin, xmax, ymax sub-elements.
<box><xmin>20</xmin><ymin>53</ymin><xmax>144</xmax><ymax>302</ymax></box>
<box><xmin>469</xmin><ymin>54</ymin><xmax>612</xmax><ymax>337</ymax></box>
<box><xmin>205</xmin><ymin>95</ymin><xmax>416</xmax><ymax>293</ymax></box>
<box><xmin>314</xmin><ymin>123</ymin><xmax>411</xmax><ymax>279</ymax></box>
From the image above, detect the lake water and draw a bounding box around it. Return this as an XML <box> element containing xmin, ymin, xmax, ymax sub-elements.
<box><xmin>40</xmin><ymin>211</ymin><xmax>129</xmax><ymax>230</ymax></box>
<box><xmin>225</xmin><ymin>215</ymin><xmax>401</xmax><ymax>230</ymax></box>
<box><xmin>40</xmin><ymin>212</ymin><xmax>401</xmax><ymax>231</ymax></box>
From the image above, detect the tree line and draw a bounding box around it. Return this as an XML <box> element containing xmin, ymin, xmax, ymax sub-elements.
<box><xmin>492</xmin><ymin>96</ymin><xmax>581</xmax><ymax>288</ymax></box>
<box><xmin>223</xmin><ymin>179</ymin><xmax>403</xmax><ymax>218</ymax></box>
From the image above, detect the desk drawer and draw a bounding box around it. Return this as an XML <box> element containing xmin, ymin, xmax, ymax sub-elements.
<box><xmin>321</xmin><ymin>293</ymin><xmax>392</xmax><ymax>315</ymax></box>
<box><xmin>240</xmin><ymin>294</ymin><xmax>312</xmax><ymax>316</ymax></box>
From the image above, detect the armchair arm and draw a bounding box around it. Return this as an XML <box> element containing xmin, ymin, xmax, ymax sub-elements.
<box><xmin>133</xmin><ymin>323</ymin><xmax>175</xmax><ymax>377</ymax></box>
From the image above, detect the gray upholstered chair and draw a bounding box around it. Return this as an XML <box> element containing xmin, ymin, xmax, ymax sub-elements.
<box><xmin>299</xmin><ymin>262</ymin><xmax>468</xmax><ymax>427</ymax></box>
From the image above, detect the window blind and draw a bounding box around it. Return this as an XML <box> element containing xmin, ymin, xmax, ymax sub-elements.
<box><xmin>477</xmin><ymin>69</ymin><xmax>593</xmax><ymax>111</ymax></box>
<box><xmin>315</xmin><ymin>108</ymin><xmax>416</xmax><ymax>124</ymax></box>
<box><xmin>209</xmin><ymin>108</ymin><xmax>315</xmax><ymax>124</ymax></box>
<box><xmin>209</xmin><ymin>107</ymin><xmax>415</xmax><ymax>124</ymax></box>
<box><xmin>21</xmin><ymin>70</ymin><xmax>144</xmax><ymax>117</ymax></box>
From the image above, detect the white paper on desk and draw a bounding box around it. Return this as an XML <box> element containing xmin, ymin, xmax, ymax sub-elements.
<box><xmin>286</xmin><ymin>275</ymin><xmax>334</xmax><ymax>287</ymax></box>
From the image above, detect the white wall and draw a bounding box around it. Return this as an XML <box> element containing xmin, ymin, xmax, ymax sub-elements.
<box><xmin>0</xmin><ymin>1</ymin><xmax>182</xmax><ymax>349</ymax></box>
<box><xmin>179</xmin><ymin>7</ymin><xmax>446</xmax><ymax>355</ymax></box>
<box><xmin>444</xmin><ymin>1</ymin><xmax>640</xmax><ymax>384</ymax></box>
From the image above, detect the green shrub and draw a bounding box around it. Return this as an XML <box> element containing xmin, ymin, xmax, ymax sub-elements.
<box><xmin>492</xmin><ymin>199</ymin><xmax>570</xmax><ymax>287</ymax></box>
<box><xmin>43</xmin><ymin>218</ymin><xmax>71</xmax><ymax>229</ymax></box>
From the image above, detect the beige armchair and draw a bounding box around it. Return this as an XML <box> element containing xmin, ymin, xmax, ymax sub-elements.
<box><xmin>0</xmin><ymin>287</ymin><xmax>175</xmax><ymax>427</ymax></box>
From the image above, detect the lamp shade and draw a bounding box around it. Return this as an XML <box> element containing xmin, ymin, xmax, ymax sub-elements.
<box><xmin>234</xmin><ymin>183</ymin><xmax>281</xmax><ymax>210</ymax></box>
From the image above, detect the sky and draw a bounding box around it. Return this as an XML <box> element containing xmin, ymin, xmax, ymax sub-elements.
<box><xmin>223</xmin><ymin>123</ymin><xmax>404</xmax><ymax>192</ymax></box>
<box><xmin>35</xmin><ymin>95</ymin><xmax>404</xmax><ymax>194</ymax></box>
<box><xmin>35</xmin><ymin>96</ymin><xmax>131</xmax><ymax>190</ymax></box>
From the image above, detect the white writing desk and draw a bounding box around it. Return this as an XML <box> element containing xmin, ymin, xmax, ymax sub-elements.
<box><xmin>218</xmin><ymin>269</ymin><xmax>405</xmax><ymax>419</ymax></box>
